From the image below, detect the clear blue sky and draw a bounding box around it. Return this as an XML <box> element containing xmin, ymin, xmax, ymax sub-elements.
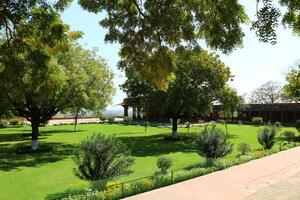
<box><xmin>61</xmin><ymin>1</ymin><xmax>300</xmax><ymax>110</ymax></box>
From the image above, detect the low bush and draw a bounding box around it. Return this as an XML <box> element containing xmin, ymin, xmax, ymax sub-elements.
<box><xmin>8</xmin><ymin>118</ymin><xmax>20</xmax><ymax>125</ymax></box>
<box><xmin>282</xmin><ymin>130</ymin><xmax>296</xmax><ymax>142</ymax></box>
<box><xmin>195</xmin><ymin>125</ymin><xmax>232</xmax><ymax>163</ymax></box>
<box><xmin>0</xmin><ymin>120</ymin><xmax>8</xmax><ymax>128</ymax></box>
<box><xmin>156</xmin><ymin>157</ymin><xmax>172</xmax><ymax>174</ymax></box>
<box><xmin>73</xmin><ymin>134</ymin><xmax>134</xmax><ymax>185</ymax></box>
<box><xmin>237</xmin><ymin>142</ymin><xmax>251</xmax><ymax>157</ymax></box>
<box><xmin>274</xmin><ymin>121</ymin><xmax>282</xmax><ymax>130</ymax></box>
<box><xmin>107</xmin><ymin>117</ymin><xmax>115</xmax><ymax>123</ymax></box>
<box><xmin>257</xmin><ymin>125</ymin><xmax>277</xmax><ymax>151</ymax></box>
<box><xmin>238</xmin><ymin>120</ymin><xmax>243</xmax><ymax>126</ymax></box>
<box><xmin>252</xmin><ymin>117</ymin><xmax>263</xmax><ymax>125</ymax></box>
<box><xmin>99</xmin><ymin>116</ymin><xmax>107</xmax><ymax>121</ymax></box>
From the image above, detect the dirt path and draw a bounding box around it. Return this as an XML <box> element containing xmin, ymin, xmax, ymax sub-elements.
<box><xmin>124</xmin><ymin>147</ymin><xmax>300</xmax><ymax>200</ymax></box>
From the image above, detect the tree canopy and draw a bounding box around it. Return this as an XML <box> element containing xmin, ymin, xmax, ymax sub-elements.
<box><xmin>284</xmin><ymin>65</ymin><xmax>300</xmax><ymax>102</ymax></box>
<box><xmin>78</xmin><ymin>0</ymin><xmax>300</xmax><ymax>87</ymax></box>
<box><xmin>249</xmin><ymin>81</ymin><xmax>284</xmax><ymax>104</ymax></box>
<box><xmin>220</xmin><ymin>88</ymin><xmax>243</xmax><ymax>120</ymax></box>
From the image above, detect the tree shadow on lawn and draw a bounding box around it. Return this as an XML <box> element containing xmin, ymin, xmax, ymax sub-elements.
<box><xmin>117</xmin><ymin>132</ymin><xmax>238</xmax><ymax>157</ymax></box>
<box><xmin>0</xmin><ymin>141</ymin><xmax>75</xmax><ymax>171</ymax></box>
<box><xmin>118</xmin><ymin>133</ymin><xmax>196</xmax><ymax>157</ymax></box>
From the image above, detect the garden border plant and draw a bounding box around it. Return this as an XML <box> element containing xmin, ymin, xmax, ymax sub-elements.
<box><xmin>61</xmin><ymin>141</ymin><xmax>299</xmax><ymax>200</ymax></box>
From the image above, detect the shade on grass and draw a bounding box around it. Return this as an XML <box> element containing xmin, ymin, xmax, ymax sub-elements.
<box><xmin>0</xmin><ymin>123</ymin><xmax>297</xmax><ymax>200</ymax></box>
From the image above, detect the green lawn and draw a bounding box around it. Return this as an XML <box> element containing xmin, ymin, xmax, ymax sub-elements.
<box><xmin>0</xmin><ymin>123</ymin><xmax>297</xmax><ymax>200</ymax></box>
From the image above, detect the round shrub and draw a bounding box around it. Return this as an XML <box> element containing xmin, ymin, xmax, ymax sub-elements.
<box><xmin>9</xmin><ymin>118</ymin><xmax>20</xmax><ymax>126</ymax></box>
<box><xmin>195</xmin><ymin>125</ymin><xmax>232</xmax><ymax>163</ymax></box>
<box><xmin>237</xmin><ymin>142</ymin><xmax>251</xmax><ymax>156</ymax></box>
<box><xmin>252</xmin><ymin>117</ymin><xmax>263</xmax><ymax>125</ymax></box>
<box><xmin>257</xmin><ymin>125</ymin><xmax>276</xmax><ymax>150</ymax></box>
<box><xmin>156</xmin><ymin>156</ymin><xmax>172</xmax><ymax>174</ymax></box>
<box><xmin>0</xmin><ymin>120</ymin><xmax>8</xmax><ymax>128</ymax></box>
<box><xmin>73</xmin><ymin>134</ymin><xmax>135</xmax><ymax>182</ymax></box>
<box><xmin>282</xmin><ymin>130</ymin><xmax>296</xmax><ymax>142</ymax></box>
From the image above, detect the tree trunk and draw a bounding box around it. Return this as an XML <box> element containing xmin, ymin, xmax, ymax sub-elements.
<box><xmin>172</xmin><ymin>117</ymin><xmax>178</xmax><ymax>139</ymax></box>
<box><xmin>74</xmin><ymin>111</ymin><xmax>79</xmax><ymax>132</ymax></box>
<box><xmin>31</xmin><ymin>120</ymin><xmax>39</xmax><ymax>150</ymax></box>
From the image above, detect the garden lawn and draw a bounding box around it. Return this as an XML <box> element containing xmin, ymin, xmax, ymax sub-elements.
<box><xmin>0</xmin><ymin>123</ymin><xmax>297</xmax><ymax>200</ymax></box>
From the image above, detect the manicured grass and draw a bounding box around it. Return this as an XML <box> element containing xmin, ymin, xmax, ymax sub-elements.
<box><xmin>0</xmin><ymin>123</ymin><xmax>297</xmax><ymax>200</ymax></box>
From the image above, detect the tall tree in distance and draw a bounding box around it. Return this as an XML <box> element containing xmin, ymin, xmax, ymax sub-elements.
<box><xmin>0</xmin><ymin>9</ymin><xmax>114</xmax><ymax>149</ymax></box>
<box><xmin>249</xmin><ymin>81</ymin><xmax>284</xmax><ymax>104</ymax></box>
<box><xmin>122</xmin><ymin>48</ymin><xmax>231</xmax><ymax>139</ymax></box>
<box><xmin>284</xmin><ymin>65</ymin><xmax>300</xmax><ymax>102</ymax></box>
<box><xmin>220</xmin><ymin>88</ymin><xmax>243</xmax><ymax>121</ymax></box>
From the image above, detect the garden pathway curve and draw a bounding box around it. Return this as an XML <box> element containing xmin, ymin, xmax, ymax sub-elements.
<box><xmin>124</xmin><ymin>146</ymin><xmax>300</xmax><ymax>200</ymax></box>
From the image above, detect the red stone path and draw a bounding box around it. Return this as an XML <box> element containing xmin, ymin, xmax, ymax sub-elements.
<box><xmin>124</xmin><ymin>146</ymin><xmax>300</xmax><ymax>200</ymax></box>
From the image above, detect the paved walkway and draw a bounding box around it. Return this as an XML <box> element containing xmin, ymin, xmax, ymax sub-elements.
<box><xmin>124</xmin><ymin>147</ymin><xmax>300</xmax><ymax>200</ymax></box>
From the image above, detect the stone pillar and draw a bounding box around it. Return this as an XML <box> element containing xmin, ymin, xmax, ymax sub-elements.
<box><xmin>280</xmin><ymin>111</ymin><xmax>284</xmax><ymax>122</ymax></box>
<box><xmin>137</xmin><ymin>107</ymin><xmax>141</xmax><ymax>120</ymax></box>
<box><xmin>132</xmin><ymin>107</ymin><xmax>137</xmax><ymax>120</ymax></box>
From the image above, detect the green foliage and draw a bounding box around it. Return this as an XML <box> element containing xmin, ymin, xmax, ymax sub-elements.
<box><xmin>220</xmin><ymin>88</ymin><xmax>243</xmax><ymax>120</ymax></box>
<box><xmin>252</xmin><ymin>117</ymin><xmax>263</xmax><ymax>125</ymax></box>
<box><xmin>282</xmin><ymin>131</ymin><xmax>296</xmax><ymax>142</ymax></box>
<box><xmin>284</xmin><ymin>65</ymin><xmax>300</xmax><ymax>102</ymax></box>
<box><xmin>79</xmin><ymin>0</ymin><xmax>246</xmax><ymax>87</ymax></box>
<box><xmin>156</xmin><ymin>157</ymin><xmax>172</xmax><ymax>174</ymax></box>
<box><xmin>122</xmin><ymin>49</ymin><xmax>231</xmax><ymax>138</ymax></box>
<box><xmin>73</xmin><ymin>134</ymin><xmax>135</xmax><ymax>182</ymax></box>
<box><xmin>257</xmin><ymin>125</ymin><xmax>277</xmax><ymax>150</ymax></box>
<box><xmin>195</xmin><ymin>125</ymin><xmax>233</xmax><ymax>163</ymax></box>
<box><xmin>237</xmin><ymin>142</ymin><xmax>251</xmax><ymax>156</ymax></box>
<box><xmin>0</xmin><ymin>120</ymin><xmax>8</xmax><ymax>128</ymax></box>
<box><xmin>107</xmin><ymin>117</ymin><xmax>115</xmax><ymax>123</ymax></box>
<box><xmin>274</xmin><ymin>121</ymin><xmax>282</xmax><ymax>130</ymax></box>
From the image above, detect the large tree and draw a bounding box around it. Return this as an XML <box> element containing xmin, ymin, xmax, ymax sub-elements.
<box><xmin>284</xmin><ymin>65</ymin><xmax>300</xmax><ymax>102</ymax></box>
<box><xmin>249</xmin><ymin>81</ymin><xmax>284</xmax><ymax>104</ymax></box>
<box><xmin>122</xmin><ymin>48</ymin><xmax>231</xmax><ymax>138</ymax></box>
<box><xmin>0</xmin><ymin>9</ymin><xmax>114</xmax><ymax>149</ymax></box>
<box><xmin>78</xmin><ymin>0</ymin><xmax>300</xmax><ymax>86</ymax></box>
